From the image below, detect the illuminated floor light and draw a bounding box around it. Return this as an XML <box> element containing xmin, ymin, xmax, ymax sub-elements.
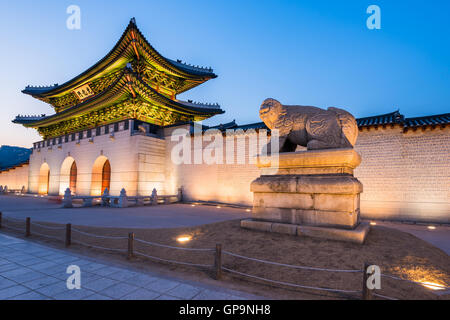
<box><xmin>370</xmin><ymin>221</ymin><xmax>377</xmax><ymax>226</ymax></box>
<box><xmin>176</xmin><ymin>236</ymin><xmax>191</xmax><ymax>243</ymax></box>
<box><xmin>191</xmin><ymin>204</ymin><xmax>196</xmax><ymax>207</ymax></box>
<box><xmin>427</xmin><ymin>226</ymin><xmax>436</xmax><ymax>230</ymax></box>
<box><xmin>421</xmin><ymin>281</ymin><xmax>446</xmax><ymax>290</ymax></box>
<box><xmin>216</xmin><ymin>206</ymin><xmax>221</xmax><ymax>209</ymax></box>
<box><xmin>246</xmin><ymin>209</ymin><xmax>251</xmax><ymax>212</ymax></box>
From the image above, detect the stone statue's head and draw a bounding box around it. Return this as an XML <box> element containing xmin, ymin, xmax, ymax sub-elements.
<box><xmin>260</xmin><ymin>98</ymin><xmax>283</xmax><ymax>129</ymax></box>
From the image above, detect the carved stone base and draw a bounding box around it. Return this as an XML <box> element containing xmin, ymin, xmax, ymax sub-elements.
<box><xmin>244</xmin><ymin>148</ymin><xmax>369</xmax><ymax>243</ymax></box>
<box><xmin>241</xmin><ymin>219</ymin><xmax>370</xmax><ymax>244</ymax></box>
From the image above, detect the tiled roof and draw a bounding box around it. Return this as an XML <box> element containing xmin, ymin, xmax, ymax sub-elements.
<box><xmin>356</xmin><ymin>111</ymin><xmax>404</xmax><ymax>127</ymax></box>
<box><xmin>202</xmin><ymin>121</ymin><xmax>268</xmax><ymax>132</ymax></box>
<box><xmin>404</xmin><ymin>113</ymin><xmax>450</xmax><ymax>128</ymax></box>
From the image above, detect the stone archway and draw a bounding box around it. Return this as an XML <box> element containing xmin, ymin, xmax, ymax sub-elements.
<box><xmin>59</xmin><ymin>157</ymin><xmax>77</xmax><ymax>195</ymax></box>
<box><xmin>38</xmin><ymin>163</ymin><xmax>50</xmax><ymax>195</ymax></box>
<box><xmin>91</xmin><ymin>155</ymin><xmax>111</xmax><ymax>196</ymax></box>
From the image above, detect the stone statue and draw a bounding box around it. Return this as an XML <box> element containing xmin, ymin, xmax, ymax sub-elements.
<box><xmin>260</xmin><ymin>98</ymin><xmax>358</xmax><ymax>152</ymax></box>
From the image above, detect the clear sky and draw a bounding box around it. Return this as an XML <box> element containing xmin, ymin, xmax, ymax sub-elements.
<box><xmin>0</xmin><ymin>0</ymin><xmax>449</xmax><ymax>148</ymax></box>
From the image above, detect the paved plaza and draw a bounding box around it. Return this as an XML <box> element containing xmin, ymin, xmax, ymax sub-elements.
<box><xmin>0</xmin><ymin>232</ymin><xmax>263</xmax><ymax>300</ymax></box>
<box><xmin>0</xmin><ymin>195</ymin><xmax>250</xmax><ymax>228</ymax></box>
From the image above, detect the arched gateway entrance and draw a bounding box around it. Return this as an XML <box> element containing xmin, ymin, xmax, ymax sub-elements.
<box><xmin>91</xmin><ymin>156</ymin><xmax>111</xmax><ymax>196</ymax></box>
<box><xmin>59</xmin><ymin>157</ymin><xmax>77</xmax><ymax>195</ymax></box>
<box><xmin>38</xmin><ymin>163</ymin><xmax>50</xmax><ymax>194</ymax></box>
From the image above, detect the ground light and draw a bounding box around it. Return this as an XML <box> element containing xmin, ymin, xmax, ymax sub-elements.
<box><xmin>216</xmin><ymin>206</ymin><xmax>221</xmax><ymax>209</ymax></box>
<box><xmin>420</xmin><ymin>281</ymin><xmax>446</xmax><ymax>290</ymax></box>
<box><xmin>246</xmin><ymin>209</ymin><xmax>251</xmax><ymax>212</ymax></box>
<box><xmin>370</xmin><ymin>221</ymin><xmax>377</xmax><ymax>226</ymax></box>
<box><xmin>427</xmin><ymin>226</ymin><xmax>436</xmax><ymax>230</ymax></box>
<box><xmin>176</xmin><ymin>236</ymin><xmax>191</xmax><ymax>243</ymax></box>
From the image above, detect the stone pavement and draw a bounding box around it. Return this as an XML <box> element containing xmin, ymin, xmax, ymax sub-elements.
<box><xmin>0</xmin><ymin>232</ymin><xmax>263</xmax><ymax>300</ymax></box>
<box><xmin>0</xmin><ymin>196</ymin><xmax>250</xmax><ymax>228</ymax></box>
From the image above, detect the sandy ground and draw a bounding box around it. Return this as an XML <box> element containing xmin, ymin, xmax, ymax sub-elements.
<box><xmin>1</xmin><ymin>217</ymin><xmax>448</xmax><ymax>300</ymax></box>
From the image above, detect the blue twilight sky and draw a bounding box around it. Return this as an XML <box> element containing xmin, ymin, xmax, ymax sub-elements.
<box><xmin>0</xmin><ymin>0</ymin><xmax>449</xmax><ymax>147</ymax></box>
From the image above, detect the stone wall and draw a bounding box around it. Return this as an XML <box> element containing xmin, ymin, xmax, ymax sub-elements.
<box><xmin>163</xmin><ymin>124</ymin><xmax>265</xmax><ymax>205</ymax></box>
<box><xmin>0</xmin><ymin>164</ymin><xmax>29</xmax><ymax>191</ymax></box>
<box><xmin>355</xmin><ymin>125</ymin><xmax>450</xmax><ymax>223</ymax></box>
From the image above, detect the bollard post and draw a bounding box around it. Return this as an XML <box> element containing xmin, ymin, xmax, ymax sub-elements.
<box><xmin>26</xmin><ymin>217</ymin><xmax>31</xmax><ymax>237</ymax></box>
<box><xmin>128</xmin><ymin>232</ymin><xmax>135</xmax><ymax>260</ymax></box>
<box><xmin>0</xmin><ymin>211</ymin><xmax>2</xmax><ymax>228</ymax></box>
<box><xmin>65</xmin><ymin>223</ymin><xmax>72</xmax><ymax>247</ymax></box>
<box><xmin>214</xmin><ymin>243</ymin><xmax>222</xmax><ymax>280</ymax></box>
<box><xmin>362</xmin><ymin>262</ymin><xmax>373</xmax><ymax>300</ymax></box>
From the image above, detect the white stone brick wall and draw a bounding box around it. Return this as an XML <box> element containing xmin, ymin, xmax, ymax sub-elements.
<box><xmin>0</xmin><ymin>164</ymin><xmax>29</xmax><ymax>191</ymax></box>
<box><xmin>354</xmin><ymin>126</ymin><xmax>450</xmax><ymax>223</ymax></box>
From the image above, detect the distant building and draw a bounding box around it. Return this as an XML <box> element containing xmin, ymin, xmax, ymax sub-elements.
<box><xmin>1</xmin><ymin>19</ymin><xmax>449</xmax><ymax>224</ymax></box>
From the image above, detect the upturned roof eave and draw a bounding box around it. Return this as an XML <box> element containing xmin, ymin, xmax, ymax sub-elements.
<box><xmin>22</xmin><ymin>18</ymin><xmax>216</xmax><ymax>99</ymax></box>
<box><xmin>16</xmin><ymin>70</ymin><xmax>223</xmax><ymax>128</ymax></box>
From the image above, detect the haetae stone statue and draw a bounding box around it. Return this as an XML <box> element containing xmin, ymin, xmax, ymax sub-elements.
<box><xmin>259</xmin><ymin>98</ymin><xmax>358</xmax><ymax>152</ymax></box>
<box><xmin>242</xmin><ymin>98</ymin><xmax>369</xmax><ymax>244</ymax></box>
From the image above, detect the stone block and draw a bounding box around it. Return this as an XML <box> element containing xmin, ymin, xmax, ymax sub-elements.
<box><xmin>296</xmin><ymin>222</ymin><xmax>370</xmax><ymax>244</ymax></box>
<box><xmin>253</xmin><ymin>192</ymin><xmax>314</xmax><ymax>209</ymax></box>
<box><xmin>252</xmin><ymin>206</ymin><xmax>293</xmax><ymax>223</ymax></box>
<box><xmin>271</xmin><ymin>223</ymin><xmax>297</xmax><ymax>235</ymax></box>
<box><xmin>241</xmin><ymin>220</ymin><xmax>370</xmax><ymax>244</ymax></box>
<box><xmin>252</xmin><ymin>175</ymin><xmax>363</xmax><ymax>195</ymax></box>
<box><xmin>250</xmin><ymin>176</ymin><xmax>297</xmax><ymax>193</ymax></box>
<box><xmin>293</xmin><ymin>209</ymin><xmax>359</xmax><ymax>229</ymax></box>
<box><xmin>313</xmin><ymin>193</ymin><xmax>359</xmax><ymax>212</ymax></box>
<box><xmin>240</xmin><ymin>219</ymin><xmax>272</xmax><ymax>232</ymax></box>
<box><xmin>257</xmin><ymin>148</ymin><xmax>362</xmax><ymax>174</ymax></box>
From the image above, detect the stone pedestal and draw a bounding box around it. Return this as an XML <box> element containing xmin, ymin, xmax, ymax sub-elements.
<box><xmin>241</xmin><ymin>148</ymin><xmax>370</xmax><ymax>244</ymax></box>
